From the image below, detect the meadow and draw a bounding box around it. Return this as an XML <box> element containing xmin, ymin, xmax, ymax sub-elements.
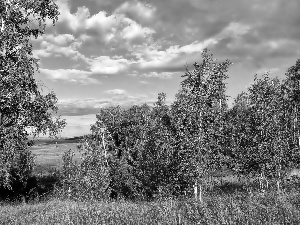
<box><xmin>31</xmin><ymin>139</ymin><xmax>81</xmax><ymax>175</ymax></box>
<box><xmin>1</xmin><ymin>188</ymin><xmax>300</xmax><ymax>224</ymax></box>
<box><xmin>0</xmin><ymin>141</ymin><xmax>300</xmax><ymax>224</ymax></box>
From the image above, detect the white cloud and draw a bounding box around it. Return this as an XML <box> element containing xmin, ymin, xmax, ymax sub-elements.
<box><xmin>33</xmin><ymin>34</ymin><xmax>87</xmax><ymax>62</ymax></box>
<box><xmin>115</xmin><ymin>1</ymin><xmax>156</xmax><ymax>21</ymax></box>
<box><xmin>33</xmin><ymin>49</ymin><xmax>52</xmax><ymax>58</ymax></box>
<box><xmin>140</xmin><ymin>80</ymin><xmax>149</xmax><ymax>84</ymax></box>
<box><xmin>89</xmin><ymin>56</ymin><xmax>131</xmax><ymax>74</ymax></box>
<box><xmin>135</xmin><ymin>39</ymin><xmax>217</xmax><ymax>70</ymax></box>
<box><xmin>121</xmin><ymin>20</ymin><xmax>155</xmax><ymax>41</ymax></box>
<box><xmin>85</xmin><ymin>11</ymin><xmax>118</xmax><ymax>43</ymax></box>
<box><xmin>54</xmin><ymin>0</ymin><xmax>155</xmax><ymax>46</ymax></box>
<box><xmin>56</xmin><ymin>0</ymin><xmax>90</xmax><ymax>32</ymax></box>
<box><xmin>142</xmin><ymin>72</ymin><xmax>176</xmax><ymax>79</ymax></box>
<box><xmin>40</xmin><ymin>68</ymin><xmax>98</xmax><ymax>84</ymax></box>
<box><xmin>39</xmin><ymin>54</ymin><xmax>132</xmax><ymax>84</ymax></box>
<box><xmin>219</xmin><ymin>22</ymin><xmax>251</xmax><ymax>39</ymax></box>
<box><xmin>43</xmin><ymin>34</ymin><xmax>75</xmax><ymax>45</ymax></box>
<box><xmin>168</xmin><ymin>39</ymin><xmax>218</xmax><ymax>55</ymax></box>
<box><xmin>60</xmin><ymin>114</ymin><xmax>97</xmax><ymax>137</ymax></box>
<box><xmin>129</xmin><ymin>22</ymin><xmax>248</xmax><ymax>72</ymax></box>
<box><xmin>105</xmin><ymin>89</ymin><xmax>127</xmax><ymax>95</ymax></box>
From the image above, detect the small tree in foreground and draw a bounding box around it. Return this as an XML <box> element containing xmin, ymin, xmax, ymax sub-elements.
<box><xmin>62</xmin><ymin>129</ymin><xmax>111</xmax><ymax>200</ymax></box>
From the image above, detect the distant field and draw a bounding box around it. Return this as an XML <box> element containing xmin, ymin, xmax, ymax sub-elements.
<box><xmin>28</xmin><ymin>140</ymin><xmax>267</xmax><ymax>185</ymax></box>
<box><xmin>30</xmin><ymin>140</ymin><xmax>81</xmax><ymax>174</ymax></box>
<box><xmin>28</xmin><ymin>139</ymin><xmax>297</xmax><ymax>188</ymax></box>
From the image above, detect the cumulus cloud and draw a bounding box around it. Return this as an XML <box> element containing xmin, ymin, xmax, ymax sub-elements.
<box><xmin>43</xmin><ymin>34</ymin><xmax>75</xmax><ymax>45</ymax></box>
<box><xmin>55</xmin><ymin>0</ymin><xmax>90</xmax><ymax>32</ymax></box>
<box><xmin>121</xmin><ymin>21</ymin><xmax>155</xmax><ymax>42</ymax></box>
<box><xmin>114</xmin><ymin>0</ymin><xmax>156</xmax><ymax>22</ymax></box>
<box><xmin>85</xmin><ymin>11</ymin><xmax>118</xmax><ymax>43</ymax></box>
<box><xmin>53</xmin><ymin>0</ymin><xmax>155</xmax><ymax>47</ymax></box>
<box><xmin>35</xmin><ymin>0</ymin><xmax>300</xmax><ymax>111</ymax></box>
<box><xmin>39</xmin><ymin>54</ymin><xmax>132</xmax><ymax>83</ymax></box>
<box><xmin>33</xmin><ymin>33</ymin><xmax>87</xmax><ymax>63</ymax></box>
<box><xmin>89</xmin><ymin>56</ymin><xmax>131</xmax><ymax>74</ymax></box>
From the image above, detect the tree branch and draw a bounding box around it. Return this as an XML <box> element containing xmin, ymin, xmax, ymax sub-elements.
<box><xmin>0</xmin><ymin>16</ymin><xmax>4</xmax><ymax>33</ymax></box>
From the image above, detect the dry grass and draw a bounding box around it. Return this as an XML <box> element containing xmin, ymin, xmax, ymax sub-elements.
<box><xmin>30</xmin><ymin>142</ymin><xmax>81</xmax><ymax>174</ymax></box>
<box><xmin>1</xmin><ymin>189</ymin><xmax>300</xmax><ymax>224</ymax></box>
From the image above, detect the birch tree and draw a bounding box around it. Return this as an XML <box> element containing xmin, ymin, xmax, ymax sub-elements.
<box><xmin>171</xmin><ymin>49</ymin><xmax>231</xmax><ymax>201</ymax></box>
<box><xmin>0</xmin><ymin>0</ymin><xmax>65</xmax><ymax>190</ymax></box>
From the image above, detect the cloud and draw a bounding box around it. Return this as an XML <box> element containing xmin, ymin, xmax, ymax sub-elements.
<box><xmin>57</xmin><ymin>95</ymin><xmax>155</xmax><ymax>117</ymax></box>
<box><xmin>40</xmin><ymin>68</ymin><xmax>98</xmax><ymax>84</ymax></box>
<box><xmin>33</xmin><ymin>49</ymin><xmax>52</xmax><ymax>58</ymax></box>
<box><xmin>218</xmin><ymin>22</ymin><xmax>251</xmax><ymax>39</ymax></box>
<box><xmin>33</xmin><ymin>33</ymin><xmax>87</xmax><ymax>63</ymax></box>
<box><xmin>141</xmin><ymin>72</ymin><xmax>178</xmax><ymax>79</ymax></box>
<box><xmin>89</xmin><ymin>56</ymin><xmax>131</xmax><ymax>74</ymax></box>
<box><xmin>114</xmin><ymin>0</ymin><xmax>156</xmax><ymax>22</ymax></box>
<box><xmin>43</xmin><ymin>34</ymin><xmax>75</xmax><ymax>45</ymax></box>
<box><xmin>55</xmin><ymin>0</ymin><xmax>90</xmax><ymax>32</ymax></box>
<box><xmin>120</xmin><ymin>20</ymin><xmax>155</xmax><ymax>42</ymax></box>
<box><xmin>36</xmin><ymin>0</ymin><xmax>300</xmax><ymax>104</ymax></box>
<box><xmin>53</xmin><ymin>0</ymin><xmax>155</xmax><ymax>47</ymax></box>
<box><xmin>85</xmin><ymin>11</ymin><xmax>118</xmax><ymax>43</ymax></box>
<box><xmin>134</xmin><ymin>39</ymin><xmax>217</xmax><ymax>71</ymax></box>
<box><xmin>139</xmin><ymin>80</ymin><xmax>149</xmax><ymax>85</ymax></box>
<box><xmin>39</xmin><ymin>53</ymin><xmax>132</xmax><ymax>83</ymax></box>
<box><xmin>60</xmin><ymin>114</ymin><xmax>97</xmax><ymax>137</ymax></box>
<box><xmin>105</xmin><ymin>89</ymin><xmax>126</xmax><ymax>95</ymax></box>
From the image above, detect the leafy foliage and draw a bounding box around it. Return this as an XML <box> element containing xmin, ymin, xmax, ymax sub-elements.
<box><xmin>61</xmin><ymin>48</ymin><xmax>300</xmax><ymax>200</ymax></box>
<box><xmin>228</xmin><ymin>63</ymin><xmax>300</xmax><ymax>189</ymax></box>
<box><xmin>0</xmin><ymin>0</ymin><xmax>65</xmax><ymax>191</ymax></box>
<box><xmin>63</xmin><ymin>49</ymin><xmax>233</xmax><ymax>200</ymax></box>
<box><xmin>171</xmin><ymin>49</ymin><xmax>231</xmax><ymax>193</ymax></box>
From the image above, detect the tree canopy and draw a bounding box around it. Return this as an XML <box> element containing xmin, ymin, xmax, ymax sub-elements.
<box><xmin>0</xmin><ymin>0</ymin><xmax>65</xmax><ymax>190</ymax></box>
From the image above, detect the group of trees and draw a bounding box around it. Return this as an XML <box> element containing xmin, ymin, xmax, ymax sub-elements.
<box><xmin>227</xmin><ymin>61</ymin><xmax>300</xmax><ymax>190</ymax></box>
<box><xmin>1</xmin><ymin>0</ymin><xmax>300</xmax><ymax>202</ymax></box>
<box><xmin>62</xmin><ymin>50</ymin><xmax>300</xmax><ymax>201</ymax></box>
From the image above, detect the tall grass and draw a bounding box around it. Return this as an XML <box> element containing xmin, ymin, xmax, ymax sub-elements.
<box><xmin>1</xmin><ymin>189</ymin><xmax>300</xmax><ymax>224</ymax></box>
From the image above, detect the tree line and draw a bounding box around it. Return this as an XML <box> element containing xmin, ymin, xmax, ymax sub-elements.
<box><xmin>1</xmin><ymin>0</ymin><xmax>300</xmax><ymax>201</ymax></box>
<box><xmin>62</xmin><ymin>50</ymin><xmax>300</xmax><ymax>200</ymax></box>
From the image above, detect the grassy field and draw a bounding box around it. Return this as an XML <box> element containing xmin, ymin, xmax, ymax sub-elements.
<box><xmin>30</xmin><ymin>139</ymin><xmax>81</xmax><ymax>174</ymax></box>
<box><xmin>1</xmin><ymin>190</ymin><xmax>300</xmax><ymax>224</ymax></box>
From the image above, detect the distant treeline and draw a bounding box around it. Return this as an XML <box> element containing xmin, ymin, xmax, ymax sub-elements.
<box><xmin>65</xmin><ymin>136</ymin><xmax>84</xmax><ymax>141</ymax></box>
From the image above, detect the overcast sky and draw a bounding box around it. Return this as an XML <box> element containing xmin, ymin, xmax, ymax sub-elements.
<box><xmin>32</xmin><ymin>0</ymin><xmax>300</xmax><ymax>137</ymax></box>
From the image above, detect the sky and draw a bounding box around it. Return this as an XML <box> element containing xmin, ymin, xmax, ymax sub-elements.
<box><xmin>32</xmin><ymin>0</ymin><xmax>300</xmax><ymax>138</ymax></box>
